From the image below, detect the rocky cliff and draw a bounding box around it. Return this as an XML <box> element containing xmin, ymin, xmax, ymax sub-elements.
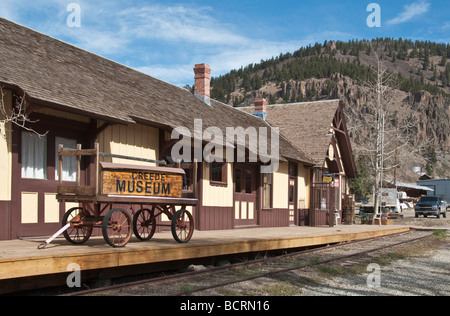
<box><xmin>210</xmin><ymin>39</ymin><xmax>450</xmax><ymax>180</ymax></box>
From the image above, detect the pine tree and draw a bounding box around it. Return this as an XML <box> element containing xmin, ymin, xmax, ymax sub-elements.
<box><xmin>442</xmin><ymin>71</ymin><xmax>449</xmax><ymax>87</ymax></box>
<box><xmin>423</xmin><ymin>49</ymin><xmax>430</xmax><ymax>70</ymax></box>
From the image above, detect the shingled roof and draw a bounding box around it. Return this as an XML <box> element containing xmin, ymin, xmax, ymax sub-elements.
<box><xmin>240</xmin><ymin>100</ymin><xmax>337</xmax><ymax>164</ymax></box>
<box><xmin>0</xmin><ymin>18</ymin><xmax>313</xmax><ymax>165</ymax></box>
<box><xmin>240</xmin><ymin>100</ymin><xmax>357</xmax><ymax>178</ymax></box>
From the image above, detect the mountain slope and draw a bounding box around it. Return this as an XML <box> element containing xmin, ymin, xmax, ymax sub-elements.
<box><xmin>210</xmin><ymin>38</ymin><xmax>450</xmax><ymax>181</ymax></box>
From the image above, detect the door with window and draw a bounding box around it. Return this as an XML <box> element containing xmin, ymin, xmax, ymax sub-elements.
<box><xmin>310</xmin><ymin>169</ymin><xmax>335</xmax><ymax>227</ymax></box>
<box><xmin>288</xmin><ymin>163</ymin><xmax>298</xmax><ymax>225</ymax></box>
<box><xmin>13</xmin><ymin>119</ymin><xmax>88</xmax><ymax>238</ymax></box>
<box><xmin>234</xmin><ymin>164</ymin><xmax>257</xmax><ymax>227</ymax></box>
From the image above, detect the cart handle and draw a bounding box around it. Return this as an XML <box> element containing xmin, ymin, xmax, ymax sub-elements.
<box><xmin>38</xmin><ymin>224</ymin><xmax>71</xmax><ymax>250</ymax></box>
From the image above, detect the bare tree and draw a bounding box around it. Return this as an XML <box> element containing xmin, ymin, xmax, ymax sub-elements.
<box><xmin>348</xmin><ymin>56</ymin><xmax>428</xmax><ymax>220</ymax></box>
<box><xmin>0</xmin><ymin>87</ymin><xmax>47</xmax><ymax>138</ymax></box>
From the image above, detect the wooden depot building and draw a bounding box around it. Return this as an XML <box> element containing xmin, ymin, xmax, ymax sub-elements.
<box><xmin>0</xmin><ymin>18</ymin><xmax>356</xmax><ymax>240</ymax></box>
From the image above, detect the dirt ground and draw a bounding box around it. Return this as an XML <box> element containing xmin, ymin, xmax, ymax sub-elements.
<box><xmin>193</xmin><ymin>210</ymin><xmax>450</xmax><ymax>297</ymax></box>
<box><xmin>195</xmin><ymin>230</ymin><xmax>449</xmax><ymax>296</ymax></box>
<box><xmin>392</xmin><ymin>209</ymin><xmax>450</xmax><ymax>229</ymax></box>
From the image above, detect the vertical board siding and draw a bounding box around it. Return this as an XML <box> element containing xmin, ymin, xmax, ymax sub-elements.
<box><xmin>260</xmin><ymin>209</ymin><xmax>290</xmax><ymax>228</ymax></box>
<box><xmin>97</xmin><ymin>123</ymin><xmax>159</xmax><ymax>166</ymax></box>
<box><xmin>0</xmin><ymin>202</ymin><xmax>11</xmax><ymax>240</ymax></box>
<box><xmin>272</xmin><ymin>162</ymin><xmax>289</xmax><ymax>209</ymax></box>
<box><xmin>298</xmin><ymin>209</ymin><xmax>310</xmax><ymax>226</ymax></box>
<box><xmin>0</xmin><ymin>90</ymin><xmax>12</xmax><ymax>201</ymax></box>
<box><xmin>198</xmin><ymin>206</ymin><xmax>233</xmax><ymax>231</ymax></box>
<box><xmin>297</xmin><ymin>164</ymin><xmax>310</xmax><ymax>209</ymax></box>
<box><xmin>201</xmin><ymin>163</ymin><xmax>233</xmax><ymax>207</ymax></box>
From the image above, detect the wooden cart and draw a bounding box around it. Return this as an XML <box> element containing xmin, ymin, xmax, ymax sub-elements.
<box><xmin>55</xmin><ymin>144</ymin><xmax>198</xmax><ymax>248</ymax></box>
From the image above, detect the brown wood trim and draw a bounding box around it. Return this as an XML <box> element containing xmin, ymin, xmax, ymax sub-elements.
<box><xmin>0</xmin><ymin>201</ymin><xmax>11</xmax><ymax>240</ymax></box>
<box><xmin>261</xmin><ymin>172</ymin><xmax>273</xmax><ymax>210</ymax></box>
<box><xmin>209</xmin><ymin>162</ymin><xmax>228</xmax><ymax>187</ymax></box>
<box><xmin>209</xmin><ymin>181</ymin><xmax>228</xmax><ymax>187</ymax></box>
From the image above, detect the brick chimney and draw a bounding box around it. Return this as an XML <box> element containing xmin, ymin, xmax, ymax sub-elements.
<box><xmin>194</xmin><ymin>64</ymin><xmax>211</xmax><ymax>105</ymax></box>
<box><xmin>254</xmin><ymin>98</ymin><xmax>267</xmax><ymax>120</ymax></box>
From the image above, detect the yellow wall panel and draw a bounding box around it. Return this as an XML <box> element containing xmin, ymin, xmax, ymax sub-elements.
<box><xmin>21</xmin><ymin>192</ymin><xmax>38</xmax><ymax>224</ymax></box>
<box><xmin>202</xmin><ymin>163</ymin><xmax>233</xmax><ymax>207</ymax></box>
<box><xmin>273</xmin><ymin>162</ymin><xmax>289</xmax><ymax>209</ymax></box>
<box><xmin>98</xmin><ymin>123</ymin><xmax>159</xmax><ymax>166</ymax></box>
<box><xmin>44</xmin><ymin>193</ymin><xmax>59</xmax><ymax>223</ymax></box>
<box><xmin>0</xmin><ymin>90</ymin><xmax>12</xmax><ymax>201</ymax></box>
<box><xmin>297</xmin><ymin>164</ymin><xmax>310</xmax><ymax>209</ymax></box>
<box><xmin>65</xmin><ymin>202</ymin><xmax>80</xmax><ymax>212</ymax></box>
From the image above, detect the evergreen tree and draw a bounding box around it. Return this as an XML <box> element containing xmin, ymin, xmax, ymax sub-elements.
<box><xmin>442</xmin><ymin>71</ymin><xmax>449</xmax><ymax>87</ymax></box>
<box><xmin>423</xmin><ymin>48</ymin><xmax>430</xmax><ymax>70</ymax></box>
<box><xmin>210</xmin><ymin>38</ymin><xmax>449</xmax><ymax>107</ymax></box>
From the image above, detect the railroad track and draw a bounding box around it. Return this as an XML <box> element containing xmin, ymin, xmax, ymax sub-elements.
<box><xmin>64</xmin><ymin>230</ymin><xmax>438</xmax><ymax>296</ymax></box>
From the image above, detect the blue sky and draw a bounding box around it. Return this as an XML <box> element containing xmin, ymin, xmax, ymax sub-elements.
<box><xmin>1</xmin><ymin>0</ymin><xmax>449</xmax><ymax>86</ymax></box>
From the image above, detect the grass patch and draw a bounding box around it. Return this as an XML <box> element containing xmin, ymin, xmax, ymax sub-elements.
<box><xmin>179</xmin><ymin>283</ymin><xmax>198</xmax><ymax>294</ymax></box>
<box><xmin>432</xmin><ymin>230</ymin><xmax>448</xmax><ymax>240</ymax></box>
<box><xmin>373</xmin><ymin>252</ymin><xmax>407</xmax><ymax>266</ymax></box>
<box><xmin>316</xmin><ymin>265</ymin><xmax>348</xmax><ymax>276</ymax></box>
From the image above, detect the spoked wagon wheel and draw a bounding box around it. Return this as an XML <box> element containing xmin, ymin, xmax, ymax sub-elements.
<box><xmin>171</xmin><ymin>209</ymin><xmax>194</xmax><ymax>243</ymax></box>
<box><xmin>62</xmin><ymin>207</ymin><xmax>93</xmax><ymax>245</ymax></box>
<box><xmin>102</xmin><ymin>208</ymin><xmax>132</xmax><ymax>248</ymax></box>
<box><xmin>133</xmin><ymin>207</ymin><xmax>157</xmax><ymax>241</ymax></box>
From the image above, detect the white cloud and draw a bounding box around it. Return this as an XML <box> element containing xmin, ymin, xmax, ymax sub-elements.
<box><xmin>387</xmin><ymin>1</ymin><xmax>431</xmax><ymax>25</ymax></box>
<box><xmin>117</xmin><ymin>5</ymin><xmax>247</xmax><ymax>46</ymax></box>
<box><xmin>209</xmin><ymin>40</ymin><xmax>301</xmax><ymax>74</ymax></box>
<box><xmin>135</xmin><ymin>65</ymin><xmax>195</xmax><ymax>86</ymax></box>
<box><xmin>0</xmin><ymin>1</ymin><xmax>358</xmax><ymax>86</ymax></box>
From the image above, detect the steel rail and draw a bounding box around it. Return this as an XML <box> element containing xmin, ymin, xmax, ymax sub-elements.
<box><xmin>62</xmin><ymin>230</ymin><xmax>431</xmax><ymax>296</ymax></box>
<box><xmin>173</xmin><ymin>232</ymin><xmax>434</xmax><ymax>296</ymax></box>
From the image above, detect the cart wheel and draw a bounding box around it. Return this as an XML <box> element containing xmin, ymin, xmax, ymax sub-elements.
<box><xmin>62</xmin><ymin>207</ymin><xmax>93</xmax><ymax>245</ymax></box>
<box><xmin>171</xmin><ymin>209</ymin><xmax>194</xmax><ymax>243</ymax></box>
<box><xmin>102</xmin><ymin>208</ymin><xmax>132</xmax><ymax>248</ymax></box>
<box><xmin>133</xmin><ymin>208</ymin><xmax>157</xmax><ymax>241</ymax></box>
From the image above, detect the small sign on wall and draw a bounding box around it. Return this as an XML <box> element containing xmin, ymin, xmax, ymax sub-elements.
<box><xmin>322</xmin><ymin>173</ymin><xmax>334</xmax><ymax>183</ymax></box>
<box><xmin>334</xmin><ymin>178</ymin><xmax>340</xmax><ymax>189</ymax></box>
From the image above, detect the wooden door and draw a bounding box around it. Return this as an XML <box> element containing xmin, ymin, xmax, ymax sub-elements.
<box><xmin>288</xmin><ymin>163</ymin><xmax>298</xmax><ymax>225</ymax></box>
<box><xmin>12</xmin><ymin>118</ymin><xmax>89</xmax><ymax>239</ymax></box>
<box><xmin>234</xmin><ymin>165</ymin><xmax>257</xmax><ymax>227</ymax></box>
<box><xmin>311</xmin><ymin>182</ymin><xmax>335</xmax><ymax>227</ymax></box>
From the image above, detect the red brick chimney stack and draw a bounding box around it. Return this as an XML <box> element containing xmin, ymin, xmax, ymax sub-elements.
<box><xmin>194</xmin><ymin>64</ymin><xmax>212</xmax><ymax>105</ymax></box>
<box><xmin>254</xmin><ymin>98</ymin><xmax>267</xmax><ymax>120</ymax></box>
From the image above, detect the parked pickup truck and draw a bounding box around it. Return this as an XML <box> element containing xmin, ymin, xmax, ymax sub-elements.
<box><xmin>415</xmin><ymin>196</ymin><xmax>448</xmax><ymax>219</ymax></box>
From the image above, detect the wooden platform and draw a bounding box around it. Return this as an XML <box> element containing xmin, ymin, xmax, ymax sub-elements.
<box><xmin>0</xmin><ymin>225</ymin><xmax>410</xmax><ymax>293</ymax></box>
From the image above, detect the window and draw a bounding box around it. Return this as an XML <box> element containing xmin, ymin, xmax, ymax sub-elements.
<box><xmin>55</xmin><ymin>137</ymin><xmax>77</xmax><ymax>182</ymax></box>
<box><xmin>289</xmin><ymin>163</ymin><xmax>298</xmax><ymax>177</ymax></box>
<box><xmin>245</xmin><ymin>171</ymin><xmax>252</xmax><ymax>194</ymax></box>
<box><xmin>234</xmin><ymin>168</ymin><xmax>242</xmax><ymax>193</ymax></box>
<box><xmin>210</xmin><ymin>162</ymin><xmax>227</xmax><ymax>185</ymax></box>
<box><xmin>181</xmin><ymin>163</ymin><xmax>199</xmax><ymax>192</ymax></box>
<box><xmin>289</xmin><ymin>185</ymin><xmax>295</xmax><ymax>203</ymax></box>
<box><xmin>314</xmin><ymin>169</ymin><xmax>321</xmax><ymax>183</ymax></box>
<box><xmin>263</xmin><ymin>173</ymin><xmax>272</xmax><ymax>208</ymax></box>
<box><xmin>22</xmin><ymin>132</ymin><xmax>47</xmax><ymax>179</ymax></box>
<box><xmin>182</xmin><ymin>167</ymin><xmax>192</xmax><ymax>191</ymax></box>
